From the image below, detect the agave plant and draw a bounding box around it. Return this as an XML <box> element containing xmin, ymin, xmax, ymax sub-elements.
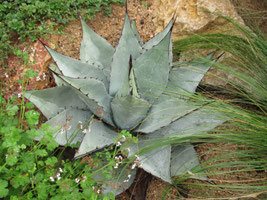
<box><xmin>25</xmin><ymin>10</ymin><xmax>224</xmax><ymax>195</ymax></box>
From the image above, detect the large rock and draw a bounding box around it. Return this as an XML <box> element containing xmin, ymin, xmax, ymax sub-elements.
<box><xmin>152</xmin><ymin>0</ymin><xmax>244</xmax><ymax>40</ymax></box>
<box><xmin>151</xmin><ymin>0</ymin><xmax>247</xmax><ymax>87</ymax></box>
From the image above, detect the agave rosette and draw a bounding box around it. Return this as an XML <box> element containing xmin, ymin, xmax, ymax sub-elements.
<box><xmin>25</xmin><ymin>10</ymin><xmax>224</xmax><ymax>195</ymax></box>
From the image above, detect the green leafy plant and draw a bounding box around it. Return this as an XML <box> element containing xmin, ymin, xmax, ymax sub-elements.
<box><xmin>141</xmin><ymin>1</ymin><xmax>151</xmax><ymax>8</ymax></box>
<box><xmin>0</xmin><ymin>92</ymin><xmax>131</xmax><ymax>199</ymax></box>
<box><xmin>0</xmin><ymin>0</ymin><xmax>123</xmax><ymax>65</ymax></box>
<box><xmin>25</xmin><ymin>10</ymin><xmax>225</xmax><ymax>195</ymax></box>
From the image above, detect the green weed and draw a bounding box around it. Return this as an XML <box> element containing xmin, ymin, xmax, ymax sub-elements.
<box><xmin>0</xmin><ymin>78</ymin><xmax>137</xmax><ymax>199</ymax></box>
<box><xmin>0</xmin><ymin>0</ymin><xmax>124</xmax><ymax>66</ymax></box>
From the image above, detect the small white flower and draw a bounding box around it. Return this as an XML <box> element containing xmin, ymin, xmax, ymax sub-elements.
<box><xmin>31</xmin><ymin>47</ymin><xmax>35</xmax><ymax>53</ymax></box>
<box><xmin>17</xmin><ymin>93</ymin><xmax>22</xmax><ymax>98</ymax></box>
<box><xmin>19</xmin><ymin>85</ymin><xmax>22</xmax><ymax>89</ymax></box>
<box><xmin>187</xmin><ymin>170</ymin><xmax>195</xmax><ymax>175</ymax></box>
<box><xmin>114</xmin><ymin>163</ymin><xmax>119</xmax><ymax>169</ymax></box>
<box><xmin>131</xmin><ymin>163</ymin><xmax>136</xmax><ymax>169</ymax></box>
<box><xmin>120</xmin><ymin>135</ymin><xmax>126</xmax><ymax>142</ymax></box>
<box><xmin>116</xmin><ymin>141</ymin><xmax>122</xmax><ymax>147</ymax></box>
<box><xmin>97</xmin><ymin>189</ymin><xmax>101</xmax><ymax>194</ymax></box>
<box><xmin>82</xmin><ymin>175</ymin><xmax>87</xmax><ymax>182</ymax></box>
<box><xmin>82</xmin><ymin>129</ymin><xmax>87</xmax><ymax>134</ymax></box>
<box><xmin>5</xmin><ymin>154</ymin><xmax>9</xmax><ymax>158</ymax></box>
<box><xmin>42</xmin><ymin>72</ymin><xmax>46</xmax><ymax>80</ymax></box>
<box><xmin>36</xmin><ymin>76</ymin><xmax>41</xmax><ymax>81</ymax></box>
<box><xmin>123</xmin><ymin>174</ymin><xmax>132</xmax><ymax>183</ymax></box>
<box><xmin>135</xmin><ymin>155</ymin><xmax>140</xmax><ymax>160</ymax></box>
<box><xmin>50</xmin><ymin>177</ymin><xmax>55</xmax><ymax>182</ymax></box>
<box><xmin>75</xmin><ymin>178</ymin><xmax>80</xmax><ymax>183</ymax></box>
<box><xmin>59</xmin><ymin>129</ymin><xmax>65</xmax><ymax>134</ymax></box>
<box><xmin>78</xmin><ymin>121</ymin><xmax>83</xmax><ymax>129</ymax></box>
<box><xmin>4</xmin><ymin>73</ymin><xmax>8</xmax><ymax>78</ymax></box>
<box><xmin>117</xmin><ymin>155</ymin><xmax>123</xmax><ymax>163</ymax></box>
<box><xmin>92</xmin><ymin>186</ymin><xmax>95</xmax><ymax>190</ymax></box>
<box><xmin>59</xmin><ymin>168</ymin><xmax>63</xmax><ymax>173</ymax></box>
<box><xmin>56</xmin><ymin>173</ymin><xmax>61</xmax><ymax>180</ymax></box>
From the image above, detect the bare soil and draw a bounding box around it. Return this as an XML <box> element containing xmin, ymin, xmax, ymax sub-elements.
<box><xmin>231</xmin><ymin>0</ymin><xmax>267</xmax><ymax>34</ymax></box>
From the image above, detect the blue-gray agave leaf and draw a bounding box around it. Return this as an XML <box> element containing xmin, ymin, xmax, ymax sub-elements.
<box><xmin>128</xmin><ymin>107</ymin><xmax>224</xmax><ymax>183</ymax></box>
<box><xmin>136</xmin><ymin>54</ymin><xmax>216</xmax><ymax>133</ymax></box>
<box><xmin>128</xmin><ymin>138</ymin><xmax>172</xmax><ymax>183</ymax></box>
<box><xmin>58</xmin><ymin>75</ymin><xmax>114</xmax><ymax>125</ymax></box>
<box><xmin>169</xmin><ymin>53</ymin><xmax>215</xmax><ymax>94</ymax></box>
<box><xmin>153</xmin><ymin>107</ymin><xmax>225</xmax><ymax>139</ymax></box>
<box><xmin>134</xmin><ymin>31</ymin><xmax>171</xmax><ymax>103</ymax></box>
<box><xmin>111</xmin><ymin>58</ymin><xmax>150</xmax><ymax>130</ymax></box>
<box><xmin>111</xmin><ymin>95</ymin><xmax>150</xmax><ymax>130</ymax></box>
<box><xmin>136</xmin><ymin>96</ymin><xmax>200</xmax><ymax>133</ymax></box>
<box><xmin>75</xmin><ymin>120</ymin><xmax>118</xmax><ymax>158</ymax></box>
<box><xmin>39</xmin><ymin>108</ymin><xmax>93</xmax><ymax>145</ymax></box>
<box><xmin>92</xmin><ymin>165</ymin><xmax>137</xmax><ymax>196</ymax></box>
<box><xmin>49</xmin><ymin>64</ymin><xmax>65</xmax><ymax>86</ymax></box>
<box><xmin>143</xmin><ymin>18</ymin><xmax>174</xmax><ymax>63</ymax></box>
<box><xmin>128</xmin><ymin>142</ymin><xmax>199</xmax><ymax>184</ymax></box>
<box><xmin>24</xmin><ymin>9</ymin><xmax>225</xmax><ymax>196</ymax></box>
<box><xmin>131</xmin><ymin>20</ymin><xmax>143</xmax><ymax>46</ymax></box>
<box><xmin>46</xmin><ymin>47</ymin><xmax>109</xmax><ymax>88</ymax></box>
<box><xmin>80</xmin><ymin>18</ymin><xmax>114</xmax><ymax>72</ymax></box>
<box><xmin>109</xmin><ymin>13</ymin><xmax>142</xmax><ymax>96</ymax></box>
<box><xmin>171</xmin><ymin>144</ymin><xmax>207</xmax><ymax>180</ymax></box>
<box><xmin>24</xmin><ymin>86</ymin><xmax>88</xmax><ymax>119</ymax></box>
<box><xmin>143</xmin><ymin>19</ymin><xmax>174</xmax><ymax>50</ymax></box>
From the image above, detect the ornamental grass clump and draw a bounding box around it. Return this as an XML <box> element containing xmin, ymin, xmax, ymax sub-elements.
<box><xmin>25</xmin><ymin>9</ymin><xmax>225</xmax><ymax>195</ymax></box>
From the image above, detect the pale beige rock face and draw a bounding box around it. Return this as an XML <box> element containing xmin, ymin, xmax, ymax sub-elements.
<box><xmin>152</xmin><ymin>0</ymin><xmax>244</xmax><ymax>40</ymax></box>
<box><xmin>151</xmin><ymin>0</ymin><xmax>246</xmax><ymax>87</ymax></box>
